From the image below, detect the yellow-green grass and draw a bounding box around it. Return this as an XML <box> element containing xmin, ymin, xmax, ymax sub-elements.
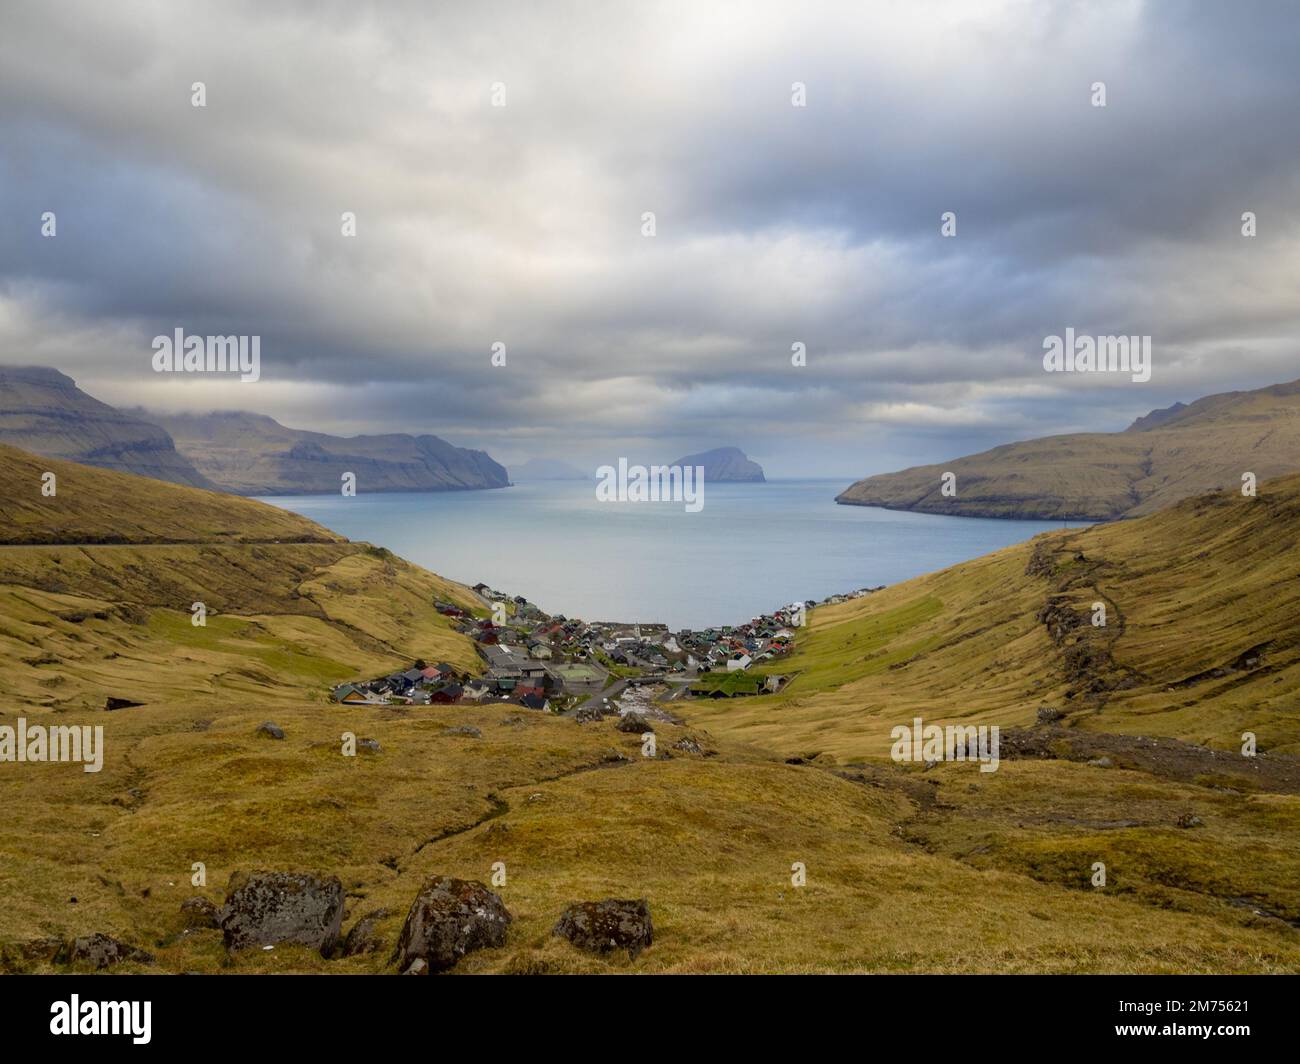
<box><xmin>0</xmin><ymin>443</ymin><xmax>341</xmax><ymax>545</ymax></box>
<box><xmin>4</xmin><ymin>698</ymin><xmax>1298</xmax><ymax>973</ymax></box>
<box><xmin>4</xmin><ymin>443</ymin><xmax>1300</xmax><ymax>974</ymax></box>
<box><xmin>690</xmin><ymin>474</ymin><xmax>1300</xmax><ymax>762</ymax></box>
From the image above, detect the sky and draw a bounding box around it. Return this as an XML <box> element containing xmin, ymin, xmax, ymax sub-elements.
<box><xmin>1</xmin><ymin>0</ymin><xmax>1298</xmax><ymax>478</ymax></box>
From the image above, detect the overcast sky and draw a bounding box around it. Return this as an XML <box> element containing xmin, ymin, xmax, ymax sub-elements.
<box><xmin>2</xmin><ymin>0</ymin><xmax>1298</xmax><ymax>477</ymax></box>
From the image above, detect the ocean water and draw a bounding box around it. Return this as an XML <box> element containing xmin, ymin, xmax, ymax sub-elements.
<box><xmin>263</xmin><ymin>480</ymin><xmax>1076</xmax><ymax>631</ymax></box>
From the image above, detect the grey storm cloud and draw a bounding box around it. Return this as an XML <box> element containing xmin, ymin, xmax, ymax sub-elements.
<box><xmin>1</xmin><ymin>0</ymin><xmax>1298</xmax><ymax>476</ymax></box>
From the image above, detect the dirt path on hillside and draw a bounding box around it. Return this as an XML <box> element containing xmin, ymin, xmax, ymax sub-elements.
<box><xmin>999</xmin><ymin>724</ymin><xmax>1300</xmax><ymax>793</ymax></box>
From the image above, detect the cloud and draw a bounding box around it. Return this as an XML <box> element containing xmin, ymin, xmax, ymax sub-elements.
<box><xmin>1</xmin><ymin>0</ymin><xmax>1298</xmax><ymax>476</ymax></box>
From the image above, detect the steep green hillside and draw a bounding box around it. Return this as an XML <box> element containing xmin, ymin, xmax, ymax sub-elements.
<box><xmin>699</xmin><ymin>472</ymin><xmax>1300</xmax><ymax>761</ymax></box>
<box><xmin>0</xmin><ymin>444</ymin><xmax>482</xmax><ymax>710</ymax></box>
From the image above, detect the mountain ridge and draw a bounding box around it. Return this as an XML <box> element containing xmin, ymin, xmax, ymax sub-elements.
<box><xmin>142</xmin><ymin>408</ymin><xmax>509</xmax><ymax>495</ymax></box>
<box><xmin>836</xmin><ymin>377</ymin><xmax>1300</xmax><ymax>519</ymax></box>
<box><xmin>0</xmin><ymin>366</ymin><xmax>215</xmax><ymax>489</ymax></box>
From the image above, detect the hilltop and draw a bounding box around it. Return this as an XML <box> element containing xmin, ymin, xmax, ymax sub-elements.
<box><xmin>0</xmin><ymin>366</ymin><xmax>212</xmax><ymax>489</ymax></box>
<box><xmin>144</xmin><ymin>409</ymin><xmax>510</xmax><ymax>495</ymax></box>
<box><xmin>673</xmin><ymin>446</ymin><xmax>765</xmax><ymax>483</ymax></box>
<box><xmin>836</xmin><ymin>378</ymin><xmax>1300</xmax><ymax>519</ymax></box>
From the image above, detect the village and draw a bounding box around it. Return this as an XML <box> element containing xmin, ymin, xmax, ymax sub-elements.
<box><xmin>331</xmin><ymin>581</ymin><xmax>885</xmax><ymax>716</ymax></box>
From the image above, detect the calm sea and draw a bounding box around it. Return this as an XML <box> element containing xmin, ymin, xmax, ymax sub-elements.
<box><xmin>263</xmin><ymin>480</ymin><xmax>1075</xmax><ymax>631</ymax></box>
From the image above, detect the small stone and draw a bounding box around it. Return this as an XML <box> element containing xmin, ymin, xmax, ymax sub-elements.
<box><xmin>341</xmin><ymin>908</ymin><xmax>390</xmax><ymax>956</ymax></box>
<box><xmin>65</xmin><ymin>933</ymin><xmax>154</xmax><ymax>970</ymax></box>
<box><xmin>180</xmin><ymin>896</ymin><xmax>220</xmax><ymax>929</ymax></box>
<box><xmin>256</xmin><ymin>722</ymin><xmax>285</xmax><ymax>740</ymax></box>
<box><xmin>616</xmin><ymin>712</ymin><xmax>652</xmax><ymax>734</ymax></box>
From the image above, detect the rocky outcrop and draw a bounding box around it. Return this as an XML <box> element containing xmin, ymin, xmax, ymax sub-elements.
<box><xmin>0</xmin><ymin>366</ymin><xmax>214</xmax><ymax>488</ymax></box>
<box><xmin>392</xmin><ymin>876</ymin><xmax>511</xmax><ymax>973</ymax></box>
<box><xmin>552</xmin><ymin>898</ymin><xmax>653</xmax><ymax>959</ymax></box>
<box><xmin>672</xmin><ymin>446</ymin><xmax>765</xmax><ymax>483</ymax></box>
<box><xmin>147</xmin><ymin>409</ymin><xmax>510</xmax><ymax>495</ymax></box>
<box><xmin>217</xmin><ymin>871</ymin><xmax>345</xmax><ymax>955</ymax></box>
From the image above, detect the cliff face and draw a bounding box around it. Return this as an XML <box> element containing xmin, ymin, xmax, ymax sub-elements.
<box><xmin>147</xmin><ymin>410</ymin><xmax>510</xmax><ymax>495</ymax></box>
<box><xmin>836</xmin><ymin>378</ymin><xmax>1300</xmax><ymax>520</ymax></box>
<box><xmin>0</xmin><ymin>366</ymin><xmax>214</xmax><ymax>488</ymax></box>
<box><xmin>673</xmin><ymin>446</ymin><xmax>765</xmax><ymax>482</ymax></box>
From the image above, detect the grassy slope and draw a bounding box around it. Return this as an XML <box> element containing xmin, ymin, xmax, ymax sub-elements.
<box><xmin>836</xmin><ymin>378</ymin><xmax>1300</xmax><ymax>519</ymax></box>
<box><xmin>695</xmin><ymin>473</ymin><xmax>1300</xmax><ymax>760</ymax></box>
<box><xmin>2</xmin><ymin>447</ymin><xmax>1299</xmax><ymax>973</ymax></box>
<box><xmin>0</xmin><ymin>443</ymin><xmax>338</xmax><ymax>545</ymax></box>
<box><xmin>0</xmin><ymin>445</ymin><xmax>482</xmax><ymax>711</ymax></box>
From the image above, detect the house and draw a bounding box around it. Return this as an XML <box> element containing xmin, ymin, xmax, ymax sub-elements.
<box><xmin>429</xmin><ymin>683</ymin><xmax>463</xmax><ymax>704</ymax></box>
<box><xmin>333</xmin><ymin>683</ymin><xmax>381</xmax><ymax>705</ymax></box>
<box><xmin>517</xmin><ymin>692</ymin><xmax>548</xmax><ymax>711</ymax></box>
<box><xmin>419</xmin><ymin>666</ymin><xmax>443</xmax><ymax>682</ymax></box>
<box><xmin>385</xmin><ymin>672</ymin><xmax>414</xmax><ymax>692</ymax></box>
<box><xmin>528</xmin><ymin>641</ymin><xmax>553</xmax><ymax>660</ymax></box>
<box><xmin>726</xmin><ymin>653</ymin><xmax>752</xmax><ymax>672</ymax></box>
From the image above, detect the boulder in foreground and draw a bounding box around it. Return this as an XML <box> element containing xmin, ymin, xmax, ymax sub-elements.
<box><xmin>217</xmin><ymin>871</ymin><xmax>344</xmax><ymax>955</ymax></box>
<box><xmin>552</xmin><ymin>898</ymin><xmax>653</xmax><ymax>959</ymax></box>
<box><xmin>392</xmin><ymin>876</ymin><xmax>511</xmax><ymax>973</ymax></box>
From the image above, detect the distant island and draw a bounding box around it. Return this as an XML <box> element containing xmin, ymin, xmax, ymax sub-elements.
<box><xmin>511</xmin><ymin>457</ymin><xmax>589</xmax><ymax>481</ymax></box>
<box><xmin>673</xmin><ymin>446</ymin><xmax>765</xmax><ymax>483</ymax></box>
<box><xmin>836</xmin><ymin>378</ymin><xmax>1300</xmax><ymax>520</ymax></box>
